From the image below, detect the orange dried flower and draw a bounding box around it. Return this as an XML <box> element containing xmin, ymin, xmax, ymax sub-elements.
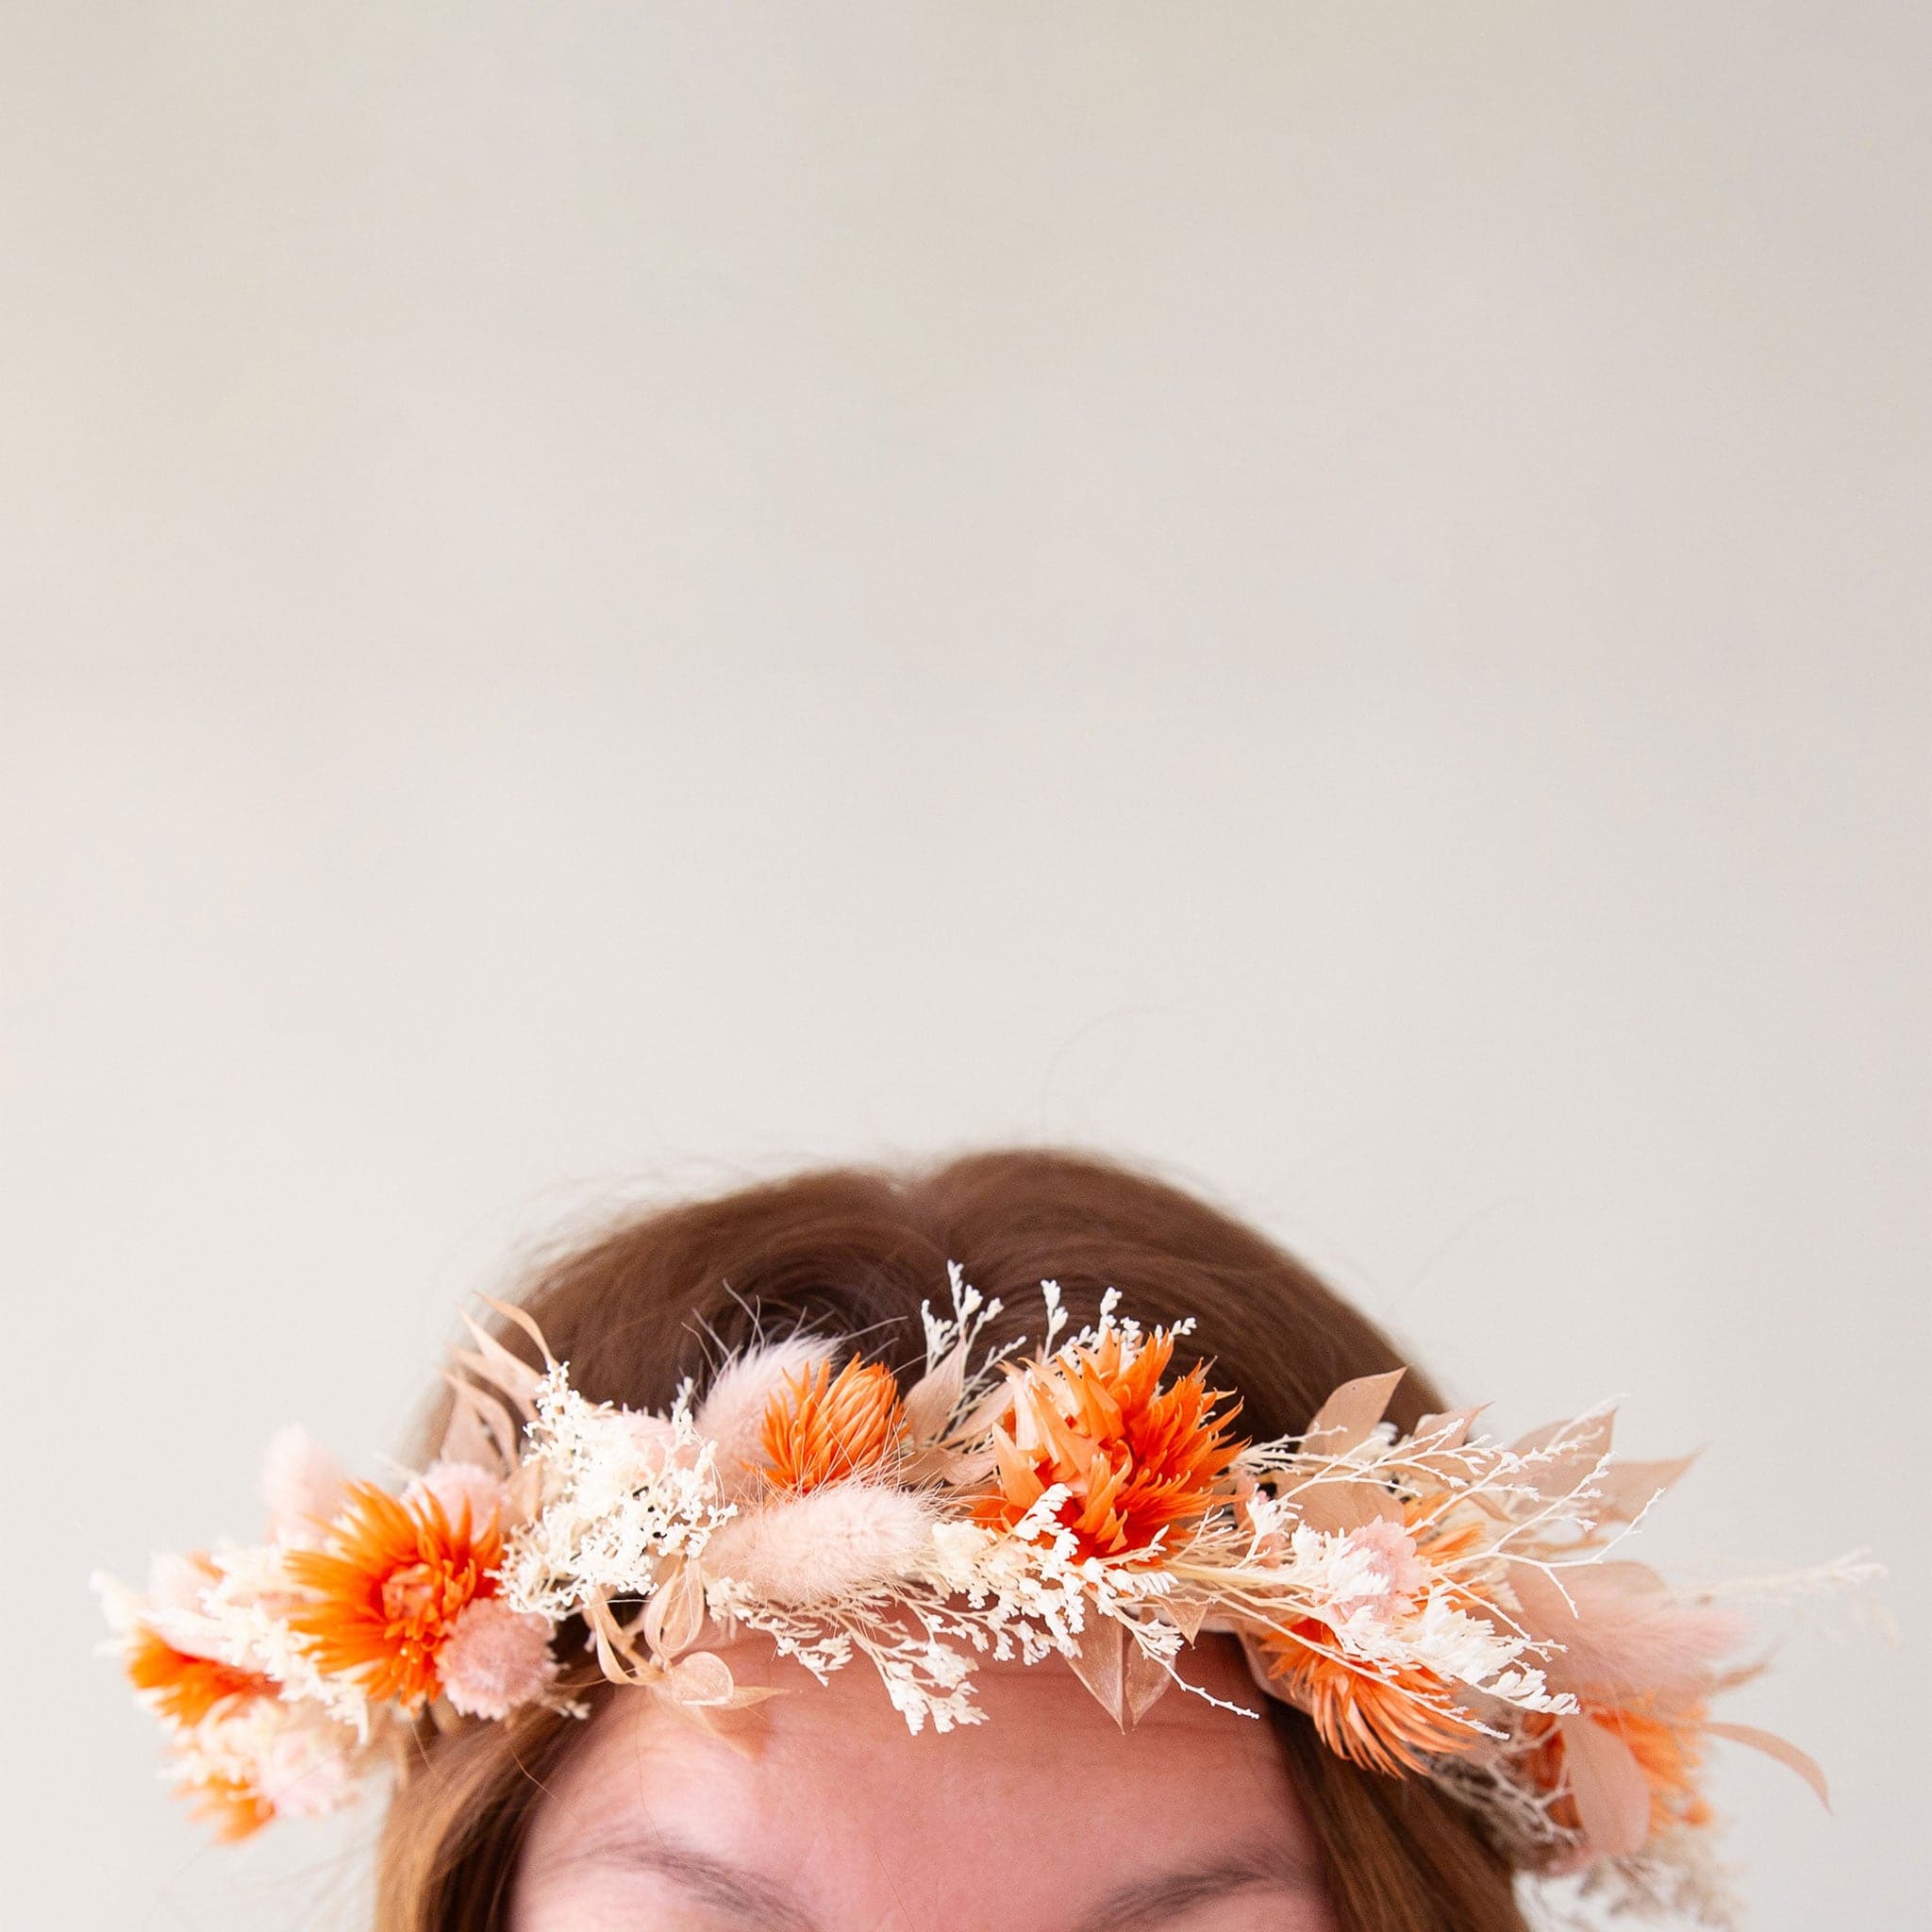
<box><xmin>976</xmin><ymin>1326</ymin><xmax>1245</xmax><ymax>1560</ymax></box>
<box><xmin>283</xmin><ymin>1481</ymin><xmax>502</xmax><ymax>1709</ymax></box>
<box><xmin>759</xmin><ymin>1357</ymin><xmax>908</xmax><ymax>1492</ymax></box>
<box><xmin>184</xmin><ymin>1771</ymin><xmax>275</xmax><ymax>1842</ymax></box>
<box><xmin>125</xmin><ymin>1626</ymin><xmax>276</xmax><ymax>1729</ymax></box>
<box><xmin>1260</xmin><ymin>1618</ymin><xmax>1488</xmax><ymax>1777</ymax></box>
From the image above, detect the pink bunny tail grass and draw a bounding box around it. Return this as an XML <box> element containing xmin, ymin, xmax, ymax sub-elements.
<box><xmin>702</xmin><ymin>1482</ymin><xmax>937</xmax><ymax>1607</ymax></box>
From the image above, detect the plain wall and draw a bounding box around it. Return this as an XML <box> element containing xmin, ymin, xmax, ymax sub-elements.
<box><xmin>3</xmin><ymin>5</ymin><xmax>1924</xmax><ymax>1927</ymax></box>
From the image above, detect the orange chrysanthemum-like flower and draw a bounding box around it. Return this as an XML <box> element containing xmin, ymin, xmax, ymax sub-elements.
<box><xmin>975</xmin><ymin>1326</ymin><xmax>1245</xmax><ymax>1560</ymax></box>
<box><xmin>760</xmin><ymin>1357</ymin><xmax>909</xmax><ymax>1492</ymax></box>
<box><xmin>184</xmin><ymin>1771</ymin><xmax>275</xmax><ymax>1842</ymax></box>
<box><xmin>125</xmin><ymin>1626</ymin><xmax>276</xmax><ymax>1730</ymax></box>
<box><xmin>1260</xmin><ymin>1618</ymin><xmax>1488</xmax><ymax>1777</ymax></box>
<box><xmin>283</xmin><ymin>1482</ymin><xmax>502</xmax><ymax>1709</ymax></box>
<box><xmin>1524</xmin><ymin>1699</ymin><xmax>1713</xmax><ymax>1836</ymax></box>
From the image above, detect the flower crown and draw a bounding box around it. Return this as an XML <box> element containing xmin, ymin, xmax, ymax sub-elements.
<box><xmin>98</xmin><ymin>1269</ymin><xmax>1861</xmax><ymax>1924</ymax></box>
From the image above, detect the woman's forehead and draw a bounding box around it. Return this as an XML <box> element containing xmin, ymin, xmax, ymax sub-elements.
<box><xmin>509</xmin><ymin>1637</ymin><xmax>1333</xmax><ymax>1932</ymax></box>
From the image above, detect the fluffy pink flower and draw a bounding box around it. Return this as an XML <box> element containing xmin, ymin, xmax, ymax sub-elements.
<box><xmin>258</xmin><ymin>1426</ymin><xmax>348</xmax><ymax>1543</ymax></box>
<box><xmin>619</xmin><ymin>1411</ymin><xmax>686</xmax><ymax>1474</ymax></box>
<box><xmin>258</xmin><ymin>1719</ymin><xmax>361</xmax><ymax>1820</ymax></box>
<box><xmin>434</xmin><ymin>1597</ymin><xmax>558</xmax><ymax>1720</ymax></box>
<box><xmin>1335</xmin><ymin>1517</ymin><xmax>1430</xmax><ymax>1622</ymax></box>
<box><xmin>404</xmin><ymin>1459</ymin><xmax>507</xmax><ymax>1536</ymax></box>
<box><xmin>145</xmin><ymin>1551</ymin><xmax>219</xmax><ymax>1621</ymax></box>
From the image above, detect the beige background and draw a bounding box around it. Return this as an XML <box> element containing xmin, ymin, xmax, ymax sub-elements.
<box><xmin>3</xmin><ymin>5</ymin><xmax>1925</xmax><ymax>1927</ymax></box>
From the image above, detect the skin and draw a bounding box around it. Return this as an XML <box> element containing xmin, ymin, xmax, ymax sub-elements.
<box><xmin>509</xmin><ymin>1634</ymin><xmax>1338</xmax><ymax>1932</ymax></box>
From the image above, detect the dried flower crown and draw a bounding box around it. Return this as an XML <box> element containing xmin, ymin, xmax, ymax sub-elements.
<box><xmin>97</xmin><ymin>1269</ymin><xmax>1863</xmax><ymax>1924</ymax></box>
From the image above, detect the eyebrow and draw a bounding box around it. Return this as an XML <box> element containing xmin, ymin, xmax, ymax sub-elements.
<box><xmin>564</xmin><ymin>1828</ymin><xmax>819</xmax><ymax>1931</ymax></box>
<box><xmin>561</xmin><ymin>1828</ymin><xmax>1322</xmax><ymax>1932</ymax></box>
<box><xmin>1068</xmin><ymin>1843</ymin><xmax>1328</xmax><ymax>1932</ymax></box>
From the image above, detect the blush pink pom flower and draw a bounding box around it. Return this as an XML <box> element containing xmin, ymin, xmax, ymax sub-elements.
<box><xmin>620</xmin><ymin>1410</ymin><xmax>706</xmax><ymax>1478</ymax></box>
<box><xmin>146</xmin><ymin>1551</ymin><xmax>221</xmax><ymax>1623</ymax></box>
<box><xmin>258</xmin><ymin>1719</ymin><xmax>362</xmax><ymax>1820</ymax></box>
<box><xmin>259</xmin><ymin>1426</ymin><xmax>349</xmax><ymax>1543</ymax></box>
<box><xmin>433</xmin><ymin>1597</ymin><xmax>558</xmax><ymax>1720</ymax></box>
<box><xmin>404</xmin><ymin>1460</ymin><xmax>507</xmax><ymax>1537</ymax></box>
<box><xmin>1335</xmin><ymin>1517</ymin><xmax>1431</xmax><ymax>1622</ymax></box>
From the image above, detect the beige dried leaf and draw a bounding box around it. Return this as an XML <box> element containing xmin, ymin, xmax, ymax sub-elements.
<box><xmin>1305</xmin><ymin>1369</ymin><xmax>1406</xmax><ymax>1455</ymax></box>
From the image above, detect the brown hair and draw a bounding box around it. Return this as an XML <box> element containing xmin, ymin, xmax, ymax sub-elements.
<box><xmin>377</xmin><ymin>1148</ymin><xmax>1529</xmax><ymax>1932</ymax></box>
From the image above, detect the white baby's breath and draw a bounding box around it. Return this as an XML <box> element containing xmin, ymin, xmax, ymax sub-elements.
<box><xmin>499</xmin><ymin>1368</ymin><xmax>736</xmax><ymax>1622</ymax></box>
